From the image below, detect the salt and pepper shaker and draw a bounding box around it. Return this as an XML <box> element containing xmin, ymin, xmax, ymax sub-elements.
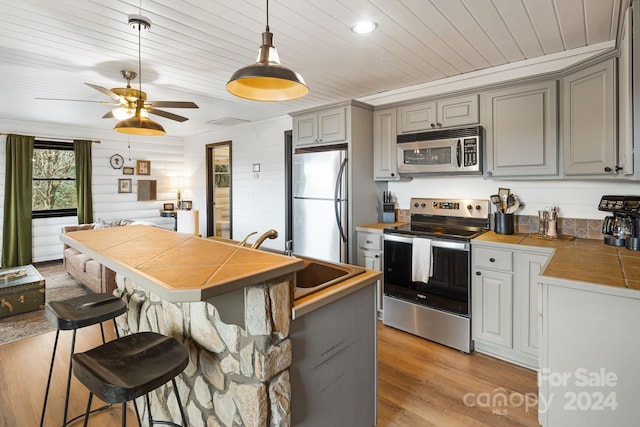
<box><xmin>546</xmin><ymin>206</ymin><xmax>558</xmax><ymax>238</ymax></box>
<box><xmin>538</xmin><ymin>206</ymin><xmax>558</xmax><ymax>238</ymax></box>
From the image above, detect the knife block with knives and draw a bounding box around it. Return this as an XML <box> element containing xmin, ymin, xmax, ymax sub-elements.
<box><xmin>382</xmin><ymin>191</ymin><xmax>395</xmax><ymax>223</ymax></box>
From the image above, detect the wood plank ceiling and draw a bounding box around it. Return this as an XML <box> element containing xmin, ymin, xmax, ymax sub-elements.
<box><xmin>0</xmin><ymin>0</ymin><xmax>624</xmax><ymax>137</ymax></box>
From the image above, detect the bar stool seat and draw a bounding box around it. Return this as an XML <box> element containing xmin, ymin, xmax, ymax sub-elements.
<box><xmin>73</xmin><ymin>332</ymin><xmax>189</xmax><ymax>426</ymax></box>
<box><xmin>40</xmin><ymin>293</ymin><xmax>127</xmax><ymax>427</ymax></box>
<box><xmin>45</xmin><ymin>293</ymin><xmax>127</xmax><ymax>330</ymax></box>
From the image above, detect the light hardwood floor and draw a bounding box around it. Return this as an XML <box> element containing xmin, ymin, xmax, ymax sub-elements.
<box><xmin>0</xmin><ymin>319</ymin><xmax>539</xmax><ymax>426</ymax></box>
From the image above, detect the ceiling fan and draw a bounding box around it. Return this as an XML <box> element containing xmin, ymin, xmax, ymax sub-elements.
<box><xmin>37</xmin><ymin>69</ymin><xmax>199</xmax><ymax>123</ymax></box>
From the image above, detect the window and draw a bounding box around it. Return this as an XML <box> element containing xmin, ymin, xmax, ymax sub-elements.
<box><xmin>32</xmin><ymin>140</ymin><xmax>77</xmax><ymax>218</ymax></box>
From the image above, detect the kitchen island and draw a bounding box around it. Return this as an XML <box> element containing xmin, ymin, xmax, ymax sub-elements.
<box><xmin>61</xmin><ymin>225</ymin><xmax>380</xmax><ymax>426</ymax></box>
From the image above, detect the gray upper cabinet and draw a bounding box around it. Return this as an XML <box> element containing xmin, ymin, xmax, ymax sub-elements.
<box><xmin>373</xmin><ymin>108</ymin><xmax>399</xmax><ymax>181</ymax></box>
<box><xmin>293</xmin><ymin>106</ymin><xmax>347</xmax><ymax>146</ymax></box>
<box><xmin>483</xmin><ymin>81</ymin><xmax>558</xmax><ymax>177</ymax></box>
<box><xmin>562</xmin><ymin>59</ymin><xmax>616</xmax><ymax>176</ymax></box>
<box><xmin>397</xmin><ymin>94</ymin><xmax>479</xmax><ymax>133</ymax></box>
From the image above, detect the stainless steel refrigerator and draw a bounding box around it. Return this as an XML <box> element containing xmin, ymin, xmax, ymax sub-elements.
<box><xmin>293</xmin><ymin>146</ymin><xmax>348</xmax><ymax>263</ymax></box>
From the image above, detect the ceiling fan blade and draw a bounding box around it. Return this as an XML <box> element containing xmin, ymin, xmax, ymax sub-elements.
<box><xmin>102</xmin><ymin>111</ymin><xmax>115</xmax><ymax>119</ymax></box>
<box><xmin>36</xmin><ymin>97</ymin><xmax>119</xmax><ymax>105</ymax></box>
<box><xmin>85</xmin><ymin>83</ymin><xmax>127</xmax><ymax>104</ymax></box>
<box><xmin>147</xmin><ymin>101</ymin><xmax>199</xmax><ymax>109</ymax></box>
<box><xmin>147</xmin><ymin>108</ymin><xmax>189</xmax><ymax>122</ymax></box>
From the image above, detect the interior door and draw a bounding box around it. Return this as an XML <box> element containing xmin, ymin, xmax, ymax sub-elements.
<box><xmin>206</xmin><ymin>142</ymin><xmax>232</xmax><ymax>238</ymax></box>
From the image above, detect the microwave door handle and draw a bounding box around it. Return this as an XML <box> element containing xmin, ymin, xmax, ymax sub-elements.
<box><xmin>456</xmin><ymin>139</ymin><xmax>462</xmax><ymax>168</ymax></box>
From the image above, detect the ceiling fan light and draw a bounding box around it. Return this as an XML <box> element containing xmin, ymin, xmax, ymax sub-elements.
<box><xmin>114</xmin><ymin>115</ymin><xmax>166</xmax><ymax>136</ymax></box>
<box><xmin>111</xmin><ymin>107</ymin><xmax>136</xmax><ymax>120</ymax></box>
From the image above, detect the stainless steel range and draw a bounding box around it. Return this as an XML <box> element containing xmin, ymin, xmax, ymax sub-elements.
<box><xmin>383</xmin><ymin>198</ymin><xmax>490</xmax><ymax>353</ymax></box>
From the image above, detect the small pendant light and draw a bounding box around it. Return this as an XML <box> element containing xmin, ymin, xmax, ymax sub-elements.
<box><xmin>115</xmin><ymin>14</ymin><xmax>166</xmax><ymax>135</ymax></box>
<box><xmin>226</xmin><ymin>0</ymin><xmax>308</xmax><ymax>101</ymax></box>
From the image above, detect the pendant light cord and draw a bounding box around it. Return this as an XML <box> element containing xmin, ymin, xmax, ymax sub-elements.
<box><xmin>137</xmin><ymin>25</ymin><xmax>142</xmax><ymax>95</ymax></box>
<box><xmin>265</xmin><ymin>0</ymin><xmax>269</xmax><ymax>32</ymax></box>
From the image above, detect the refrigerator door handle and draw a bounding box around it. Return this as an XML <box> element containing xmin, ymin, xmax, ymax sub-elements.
<box><xmin>334</xmin><ymin>157</ymin><xmax>348</xmax><ymax>242</ymax></box>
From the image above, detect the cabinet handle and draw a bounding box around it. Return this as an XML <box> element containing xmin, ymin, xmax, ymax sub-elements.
<box><xmin>430</xmin><ymin>123</ymin><xmax>436</xmax><ymax>128</ymax></box>
<box><xmin>475</xmin><ymin>271</ymin><xmax>481</xmax><ymax>276</ymax></box>
<box><xmin>366</xmin><ymin>240</ymin><xmax>372</xmax><ymax>244</ymax></box>
<box><xmin>489</xmin><ymin>258</ymin><xmax>495</xmax><ymax>262</ymax></box>
<box><xmin>391</xmin><ymin>173</ymin><xmax>395</xmax><ymax>177</ymax></box>
<box><xmin>375</xmin><ymin>255</ymin><xmax>380</xmax><ymax>259</ymax></box>
<box><xmin>615</xmin><ymin>166</ymin><xmax>623</xmax><ymax>172</ymax></box>
<box><xmin>436</xmin><ymin>122</ymin><xmax>442</xmax><ymax>128</ymax></box>
<box><xmin>486</xmin><ymin>171</ymin><xmax>493</xmax><ymax>176</ymax></box>
<box><xmin>604</xmin><ymin>167</ymin><xmax>612</xmax><ymax>172</ymax></box>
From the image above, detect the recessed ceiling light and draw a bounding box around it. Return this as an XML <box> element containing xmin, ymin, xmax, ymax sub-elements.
<box><xmin>351</xmin><ymin>20</ymin><xmax>378</xmax><ymax>34</ymax></box>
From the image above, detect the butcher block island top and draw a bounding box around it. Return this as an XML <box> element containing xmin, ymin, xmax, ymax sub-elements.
<box><xmin>60</xmin><ymin>225</ymin><xmax>304</xmax><ymax>303</ymax></box>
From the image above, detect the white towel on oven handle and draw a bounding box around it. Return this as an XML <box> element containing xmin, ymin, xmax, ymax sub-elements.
<box><xmin>411</xmin><ymin>238</ymin><xmax>433</xmax><ymax>283</ymax></box>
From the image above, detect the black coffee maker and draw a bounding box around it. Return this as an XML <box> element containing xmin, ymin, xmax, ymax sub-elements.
<box><xmin>598</xmin><ymin>195</ymin><xmax>640</xmax><ymax>250</ymax></box>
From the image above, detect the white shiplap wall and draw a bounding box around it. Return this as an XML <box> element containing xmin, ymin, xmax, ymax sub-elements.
<box><xmin>0</xmin><ymin>119</ymin><xmax>183</xmax><ymax>263</ymax></box>
<box><xmin>183</xmin><ymin>115</ymin><xmax>291</xmax><ymax>252</ymax></box>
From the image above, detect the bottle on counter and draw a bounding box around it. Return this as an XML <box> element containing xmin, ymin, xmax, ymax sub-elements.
<box><xmin>546</xmin><ymin>206</ymin><xmax>558</xmax><ymax>238</ymax></box>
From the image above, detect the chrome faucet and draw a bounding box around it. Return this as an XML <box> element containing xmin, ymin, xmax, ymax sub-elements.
<box><xmin>284</xmin><ymin>240</ymin><xmax>293</xmax><ymax>256</ymax></box>
<box><xmin>251</xmin><ymin>229</ymin><xmax>278</xmax><ymax>249</ymax></box>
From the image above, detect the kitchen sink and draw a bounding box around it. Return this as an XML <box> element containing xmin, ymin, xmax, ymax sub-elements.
<box><xmin>294</xmin><ymin>257</ymin><xmax>365</xmax><ymax>300</ymax></box>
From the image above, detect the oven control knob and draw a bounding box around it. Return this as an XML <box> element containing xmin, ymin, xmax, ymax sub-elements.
<box><xmin>467</xmin><ymin>204</ymin><xmax>473</xmax><ymax>210</ymax></box>
<box><xmin>475</xmin><ymin>205</ymin><xmax>482</xmax><ymax>211</ymax></box>
<box><xmin>421</xmin><ymin>203</ymin><xmax>426</xmax><ymax>208</ymax></box>
<box><xmin>414</xmin><ymin>202</ymin><xmax>420</xmax><ymax>208</ymax></box>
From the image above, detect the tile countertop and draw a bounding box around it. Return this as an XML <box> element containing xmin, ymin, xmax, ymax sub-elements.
<box><xmin>474</xmin><ymin>231</ymin><xmax>640</xmax><ymax>297</ymax></box>
<box><xmin>60</xmin><ymin>225</ymin><xmax>304</xmax><ymax>303</ymax></box>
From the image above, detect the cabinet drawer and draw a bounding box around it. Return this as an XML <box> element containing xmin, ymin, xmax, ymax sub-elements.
<box><xmin>358</xmin><ymin>232</ymin><xmax>382</xmax><ymax>251</ymax></box>
<box><xmin>474</xmin><ymin>247</ymin><xmax>513</xmax><ymax>271</ymax></box>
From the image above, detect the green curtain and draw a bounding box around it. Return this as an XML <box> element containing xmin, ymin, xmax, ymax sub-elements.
<box><xmin>74</xmin><ymin>140</ymin><xmax>93</xmax><ymax>224</ymax></box>
<box><xmin>2</xmin><ymin>134</ymin><xmax>34</xmax><ymax>268</ymax></box>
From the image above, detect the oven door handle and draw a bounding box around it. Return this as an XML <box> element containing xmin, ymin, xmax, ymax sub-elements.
<box><xmin>384</xmin><ymin>233</ymin><xmax>470</xmax><ymax>251</ymax></box>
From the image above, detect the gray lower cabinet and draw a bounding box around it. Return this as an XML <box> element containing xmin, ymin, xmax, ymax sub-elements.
<box><xmin>562</xmin><ymin>58</ymin><xmax>617</xmax><ymax>176</ymax></box>
<box><xmin>472</xmin><ymin>242</ymin><xmax>550</xmax><ymax>369</ymax></box>
<box><xmin>373</xmin><ymin>107</ymin><xmax>399</xmax><ymax>181</ymax></box>
<box><xmin>356</xmin><ymin>229</ymin><xmax>384</xmax><ymax>317</ymax></box>
<box><xmin>290</xmin><ymin>284</ymin><xmax>377</xmax><ymax>427</ymax></box>
<box><xmin>482</xmin><ymin>80</ymin><xmax>558</xmax><ymax>177</ymax></box>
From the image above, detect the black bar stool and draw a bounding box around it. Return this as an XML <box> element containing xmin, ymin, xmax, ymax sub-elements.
<box><xmin>40</xmin><ymin>293</ymin><xmax>127</xmax><ymax>427</ymax></box>
<box><xmin>72</xmin><ymin>331</ymin><xmax>189</xmax><ymax>427</ymax></box>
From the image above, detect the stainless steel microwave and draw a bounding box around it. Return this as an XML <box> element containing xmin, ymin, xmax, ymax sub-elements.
<box><xmin>396</xmin><ymin>126</ymin><xmax>483</xmax><ymax>175</ymax></box>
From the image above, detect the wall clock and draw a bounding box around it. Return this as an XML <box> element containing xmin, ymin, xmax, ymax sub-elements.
<box><xmin>110</xmin><ymin>154</ymin><xmax>124</xmax><ymax>169</ymax></box>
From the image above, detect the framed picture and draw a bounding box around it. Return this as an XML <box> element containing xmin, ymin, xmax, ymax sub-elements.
<box><xmin>136</xmin><ymin>160</ymin><xmax>151</xmax><ymax>176</ymax></box>
<box><xmin>122</xmin><ymin>166</ymin><xmax>134</xmax><ymax>175</ymax></box>
<box><xmin>163</xmin><ymin>203</ymin><xmax>175</xmax><ymax>211</ymax></box>
<box><xmin>118</xmin><ymin>178</ymin><xmax>132</xmax><ymax>193</ymax></box>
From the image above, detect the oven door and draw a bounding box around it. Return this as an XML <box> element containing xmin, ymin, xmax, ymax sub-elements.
<box><xmin>383</xmin><ymin>233</ymin><xmax>470</xmax><ymax>316</ymax></box>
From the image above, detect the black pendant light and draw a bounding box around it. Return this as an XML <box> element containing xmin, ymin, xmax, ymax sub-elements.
<box><xmin>226</xmin><ymin>0</ymin><xmax>308</xmax><ymax>101</ymax></box>
<box><xmin>115</xmin><ymin>14</ymin><xmax>166</xmax><ymax>136</ymax></box>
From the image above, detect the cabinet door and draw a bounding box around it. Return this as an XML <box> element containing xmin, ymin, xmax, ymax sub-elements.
<box><xmin>438</xmin><ymin>94</ymin><xmax>479</xmax><ymax>128</ymax></box>
<box><xmin>318</xmin><ymin>107</ymin><xmax>346</xmax><ymax>143</ymax></box>
<box><xmin>397</xmin><ymin>101</ymin><xmax>437</xmax><ymax>133</ymax></box>
<box><xmin>562</xmin><ymin>59</ymin><xmax>616</xmax><ymax>175</ymax></box>
<box><xmin>293</xmin><ymin>112</ymin><xmax>318</xmax><ymax>146</ymax></box>
<box><xmin>618</xmin><ymin>8</ymin><xmax>633</xmax><ymax>176</ymax></box>
<box><xmin>373</xmin><ymin>108</ymin><xmax>399</xmax><ymax>180</ymax></box>
<box><xmin>472</xmin><ymin>269</ymin><xmax>513</xmax><ymax>348</ymax></box>
<box><xmin>357</xmin><ymin>248</ymin><xmax>383</xmax><ymax>313</ymax></box>
<box><xmin>484</xmin><ymin>80</ymin><xmax>558</xmax><ymax>177</ymax></box>
<box><xmin>515</xmin><ymin>252</ymin><xmax>548</xmax><ymax>359</ymax></box>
